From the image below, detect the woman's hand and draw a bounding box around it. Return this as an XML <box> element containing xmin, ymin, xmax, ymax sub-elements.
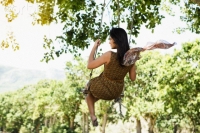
<box><xmin>94</xmin><ymin>39</ymin><xmax>101</xmax><ymax>48</ymax></box>
<box><xmin>87</xmin><ymin>39</ymin><xmax>111</xmax><ymax>69</ymax></box>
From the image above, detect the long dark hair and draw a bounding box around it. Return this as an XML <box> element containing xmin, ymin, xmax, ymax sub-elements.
<box><xmin>109</xmin><ymin>28</ymin><xmax>130</xmax><ymax>65</ymax></box>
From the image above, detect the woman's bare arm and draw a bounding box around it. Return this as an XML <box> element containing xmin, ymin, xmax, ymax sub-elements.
<box><xmin>129</xmin><ymin>64</ymin><xmax>136</xmax><ymax>81</ymax></box>
<box><xmin>87</xmin><ymin>39</ymin><xmax>111</xmax><ymax>69</ymax></box>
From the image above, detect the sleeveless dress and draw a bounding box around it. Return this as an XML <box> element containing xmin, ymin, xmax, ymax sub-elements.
<box><xmin>89</xmin><ymin>52</ymin><xmax>133</xmax><ymax>100</ymax></box>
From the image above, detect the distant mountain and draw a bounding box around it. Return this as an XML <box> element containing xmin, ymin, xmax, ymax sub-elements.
<box><xmin>0</xmin><ymin>65</ymin><xmax>66</xmax><ymax>93</ymax></box>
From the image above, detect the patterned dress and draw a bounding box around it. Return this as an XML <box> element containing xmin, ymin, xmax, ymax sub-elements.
<box><xmin>89</xmin><ymin>52</ymin><xmax>133</xmax><ymax>100</ymax></box>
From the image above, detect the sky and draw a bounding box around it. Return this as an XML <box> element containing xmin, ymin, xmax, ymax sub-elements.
<box><xmin>0</xmin><ymin>0</ymin><xmax>199</xmax><ymax>71</ymax></box>
<box><xmin>0</xmin><ymin>0</ymin><xmax>70</xmax><ymax>70</ymax></box>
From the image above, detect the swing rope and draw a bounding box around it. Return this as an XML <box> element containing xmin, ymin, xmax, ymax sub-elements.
<box><xmin>109</xmin><ymin>2</ymin><xmax>136</xmax><ymax>118</ymax></box>
<box><xmin>89</xmin><ymin>0</ymin><xmax>106</xmax><ymax>80</ymax></box>
<box><xmin>129</xmin><ymin>2</ymin><xmax>136</xmax><ymax>44</ymax></box>
<box><xmin>82</xmin><ymin>0</ymin><xmax>106</xmax><ymax>96</ymax></box>
<box><xmin>83</xmin><ymin>1</ymin><xmax>136</xmax><ymax>118</ymax></box>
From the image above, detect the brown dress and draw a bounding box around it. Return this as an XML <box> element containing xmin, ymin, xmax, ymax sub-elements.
<box><xmin>89</xmin><ymin>52</ymin><xmax>133</xmax><ymax>100</ymax></box>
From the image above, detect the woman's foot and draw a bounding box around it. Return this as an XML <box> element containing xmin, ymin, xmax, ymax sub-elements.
<box><xmin>91</xmin><ymin>116</ymin><xmax>98</xmax><ymax>127</ymax></box>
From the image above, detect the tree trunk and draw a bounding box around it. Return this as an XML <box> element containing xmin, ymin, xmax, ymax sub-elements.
<box><xmin>85</xmin><ymin>114</ymin><xmax>89</xmax><ymax>133</ymax></box>
<box><xmin>49</xmin><ymin>117</ymin><xmax>52</xmax><ymax>127</ymax></box>
<box><xmin>82</xmin><ymin>113</ymin><xmax>89</xmax><ymax>133</ymax></box>
<box><xmin>173</xmin><ymin>123</ymin><xmax>178</xmax><ymax>133</ymax></box>
<box><xmin>101</xmin><ymin>113</ymin><xmax>108</xmax><ymax>133</ymax></box>
<box><xmin>140</xmin><ymin>114</ymin><xmax>156</xmax><ymax>133</ymax></box>
<box><xmin>53</xmin><ymin>115</ymin><xmax>56</xmax><ymax>125</ymax></box>
<box><xmin>34</xmin><ymin>119</ymin><xmax>40</xmax><ymax>133</ymax></box>
<box><xmin>44</xmin><ymin>118</ymin><xmax>48</xmax><ymax>127</ymax></box>
<box><xmin>35</xmin><ymin>123</ymin><xmax>40</xmax><ymax>133</ymax></box>
<box><xmin>136</xmin><ymin>119</ymin><xmax>141</xmax><ymax>133</ymax></box>
<box><xmin>70</xmin><ymin>117</ymin><xmax>74</xmax><ymax>130</ymax></box>
<box><xmin>82</xmin><ymin>113</ymin><xmax>85</xmax><ymax>133</ymax></box>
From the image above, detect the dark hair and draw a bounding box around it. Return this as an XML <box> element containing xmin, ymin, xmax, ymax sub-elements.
<box><xmin>109</xmin><ymin>28</ymin><xmax>130</xmax><ymax>65</ymax></box>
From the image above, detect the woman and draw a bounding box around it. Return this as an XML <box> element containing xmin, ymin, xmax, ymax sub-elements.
<box><xmin>86</xmin><ymin>28</ymin><xmax>137</xmax><ymax>127</ymax></box>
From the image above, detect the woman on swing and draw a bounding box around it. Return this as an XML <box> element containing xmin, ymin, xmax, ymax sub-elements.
<box><xmin>86</xmin><ymin>27</ymin><xmax>137</xmax><ymax>127</ymax></box>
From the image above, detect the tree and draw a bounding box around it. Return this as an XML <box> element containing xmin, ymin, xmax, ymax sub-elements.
<box><xmin>0</xmin><ymin>40</ymin><xmax>199</xmax><ymax>132</ymax></box>
<box><xmin>0</xmin><ymin>31</ymin><xmax>19</xmax><ymax>51</ymax></box>
<box><xmin>164</xmin><ymin>0</ymin><xmax>200</xmax><ymax>34</ymax></box>
<box><xmin>37</xmin><ymin>0</ymin><xmax>165</xmax><ymax>62</ymax></box>
<box><xmin>1</xmin><ymin>0</ymin><xmax>199</xmax><ymax>61</ymax></box>
<box><xmin>0</xmin><ymin>85</ymin><xmax>37</xmax><ymax>132</ymax></box>
<box><xmin>157</xmin><ymin>39</ymin><xmax>200</xmax><ymax>132</ymax></box>
<box><xmin>124</xmin><ymin>51</ymin><xmax>165</xmax><ymax>133</ymax></box>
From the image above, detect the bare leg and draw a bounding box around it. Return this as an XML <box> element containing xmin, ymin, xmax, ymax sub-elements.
<box><xmin>86</xmin><ymin>93</ymin><xmax>99</xmax><ymax>126</ymax></box>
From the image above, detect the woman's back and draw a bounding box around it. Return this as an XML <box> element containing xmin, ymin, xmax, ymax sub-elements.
<box><xmin>103</xmin><ymin>52</ymin><xmax>133</xmax><ymax>81</ymax></box>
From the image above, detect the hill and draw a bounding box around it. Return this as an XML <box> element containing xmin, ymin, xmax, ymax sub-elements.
<box><xmin>0</xmin><ymin>65</ymin><xmax>66</xmax><ymax>93</ymax></box>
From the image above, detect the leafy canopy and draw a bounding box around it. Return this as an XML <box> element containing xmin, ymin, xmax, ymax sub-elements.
<box><xmin>0</xmin><ymin>0</ymin><xmax>200</xmax><ymax>62</ymax></box>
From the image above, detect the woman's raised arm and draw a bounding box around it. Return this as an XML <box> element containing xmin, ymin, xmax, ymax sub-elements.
<box><xmin>87</xmin><ymin>39</ymin><xmax>111</xmax><ymax>69</ymax></box>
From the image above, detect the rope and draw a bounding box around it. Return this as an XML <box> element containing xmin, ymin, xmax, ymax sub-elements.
<box><xmin>112</xmin><ymin>2</ymin><xmax>136</xmax><ymax>118</ymax></box>
<box><xmin>117</xmin><ymin>0</ymin><xmax>120</xmax><ymax>27</ymax></box>
<box><xmin>85</xmin><ymin>1</ymin><xmax>134</xmax><ymax>118</ymax></box>
<box><xmin>107</xmin><ymin>95</ymin><xmax>127</xmax><ymax>118</ymax></box>
<box><xmin>82</xmin><ymin>1</ymin><xmax>106</xmax><ymax>96</ymax></box>
<box><xmin>89</xmin><ymin>0</ymin><xmax>106</xmax><ymax>80</ymax></box>
<box><xmin>129</xmin><ymin>2</ymin><xmax>136</xmax><ymax>44</ymax></box>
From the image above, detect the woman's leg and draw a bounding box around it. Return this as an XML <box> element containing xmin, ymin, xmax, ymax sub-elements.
<box><xmin>86</xmin><ymin>93</ymin><xmax>99</xmax><ymax>126</ymax></box>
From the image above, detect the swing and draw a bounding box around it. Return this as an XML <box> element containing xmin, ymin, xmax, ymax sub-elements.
<box><xmin>82</xmin><ymin>1</ymin><xmax>176</xmax><ymax>117</ymax></box>
<box><xmin>82</xmin><ymin>0</ymin><xmax>136</xmax><ymax>117</ymax></box>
